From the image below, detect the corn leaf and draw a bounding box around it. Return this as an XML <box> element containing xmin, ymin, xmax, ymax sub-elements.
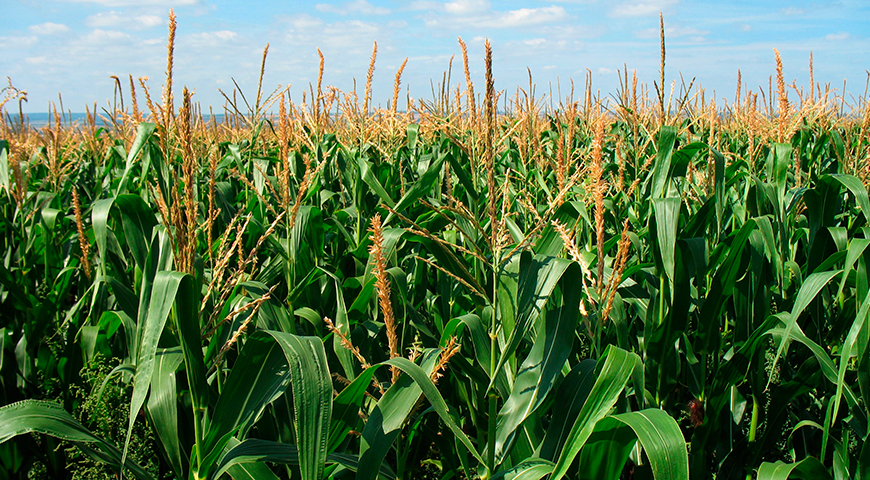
<box><xmin>0</xmin><ymin>400</ymin><xmax>153</xmax><ymax>480</ymax></box>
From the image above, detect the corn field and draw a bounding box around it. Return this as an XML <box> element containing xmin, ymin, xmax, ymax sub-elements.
<box><xmin>1</xmin><ymin>14</ymin><xmax>870</xmax><ymax>480</ymax></box>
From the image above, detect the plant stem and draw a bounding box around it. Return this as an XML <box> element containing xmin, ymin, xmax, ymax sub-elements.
<box><xmin>745</xmin><ymin>394</ymin><xmax>760</xmax><ymax>480</ymax></box>
<box><xmin>748</xmin><ymin>394</ymin><xmax>760</xmax><ymax>443</ymax></box>
<box><xmin>658</xmin><ymin>273</ymin><xmax>666</xmax><ymax>328</ymax></box>
<box><xmin>488</xmin><ymin>245</ymin><xmax>500</xmax><ymax>473</ymax></box>
<box><xmin>487</xmin><ymin>392</ymin><xmax>497</xmax><ymax>473</ymax></box>
<box><xmin>192</xmin><ymin>403</ymin><xmax>205</xmax><ymax>479</ymax></box>
<box><xmin>657</xmin><ymin>273</ymin><xmax>666</xmax><ymax>406</ymax></box>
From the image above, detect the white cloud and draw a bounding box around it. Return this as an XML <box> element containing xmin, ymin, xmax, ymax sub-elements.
<box><xmin>445</xmin><ymin>0</ymin><xmax>490</xmax><ymax>15</ymax></box>
<box><xmin>406</xmin><ymin>0</ymin><xmax>442</xmax><ymax>10</ymax></box>
<box><xmin>612</xmin><ymin>0</ymin><xmax>678</xmax><ymax>17</ymax></box>
<box><xmin>524</xmin><ymin>38</ymin><xmax>547</xmax><ymax>46</ymax></box>
<box><xmin>825</xmin><ymin>32</ymin><xmax>849</xmax><ymax>41</ymax></box>
<box><xmin>501</xmin><ymin>6</ymin><xmax>566</xmax><ymax>27</ymax></box>
<box><xmin>423</xmin><ymin>4</ymin><xmax>568</xmax><ymax>29</ymax></box>
<box><xmin>741</xmin><ymin>24</ymin><xmax>752</xmax><ymax>32</ymax></box>
<box><xmin>25</xmin><ymin>57</ymin><xmax>48</xmax><ymax>65</ymax></box>
<box><xmin>780</xmin><ymin>7</ymin><xmax>803</xmax><ymax>15</ymax></box>
<box><xmin>282</xmin><ymin>15</ymin><xmax>381</xmax><ymax>57</ymax></box>
<box><xmin>635</xmin><ymin>25</ymin><xmax>708</xmax><ymax>39</ymax></box>
<box><xmin>287</xmin><ymin>13</ymin><xmax>325</xmax><ymax>30</ymax></box>
<box><xmin>58</xmin><ymin>0</ymin><xmax>197</xmax><ymax>6</ymax></box>
<box><xmin>315</xmin><ymin>0</ymin><xmax>391</xmax><ymax>15</ymax></box>
<box><xmin>0</xmin><ymin>36</ymin><xmax>38</xmax><ymax>48</ymax></box>
<box><xmin>29</xmin><ymin>22</ymin><xmax>70</xmax><ymax>35</ymax></box>
<box><xmin>187</xmin><ymin>30</ymin><xmax>239</xmax><ymax>46</ymax></box>
<box><xmin>83</xmin><ymin>29</ymin><xmax>131</xmax><ymax>43</ymax></box>
<box><xmin>86</xmin><ymin>11</ymin><xmax>163</xmax><ymax>30</ymax></box>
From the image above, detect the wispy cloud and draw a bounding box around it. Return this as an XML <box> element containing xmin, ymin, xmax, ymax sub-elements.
<box><xmin>286</xmin><ymin>13</ymin><xmax>325</xmax><ymax>30</ymax></box>
<box><xmin>184</xmin><ymin>30</ymin><xmax>240</xmax><ymax>50</ymax></box>
<box><xmin>0</xmin><ymin>35</ymin><xmax>38</xmax><ymax>49</ymax></box>
<box><xmin>611</xmin><ymin>0</ymin><xmax>678</xmax><ymax>17</ymax></box>
<box><xmin>780</xmin><ymin>7</ymin><xmax>803</xmax><ymax>15</ymax></box>
<box><xmin>500</xmin><ymin>7</ymin><xmax>567</xmax><ymax>27</ymax></box>
<box><xmin>189</xmin><ymin>31</ymin><xmax>239</xmax><ymax>42</ymax></box>
<box><xmin>444</xmin><ymin>0</ymin><xmax>490</xmax><ymax>15</ymax></box>
<box><xmin>82</xmin><ymin>29</ymin><xmax>132</xmax><ymax>43</ymax></box>
<box><xmin>29</xmin><ymin>22</ymin><xmax>71</xmax><ymax>35</ymax></box>
<box><xmin>635</xmin><ymin>24</ymin><xmax>708</xmax><ymax>40</ymax></box>
<box><xmin>316</xmin><ymin>0</ymin><xmax>391</xmax><ymax>15</ymax></box>
<box><xmin>57</xmin><ymin>0</ymin><xmax>197</xmax><ymax>6</ymax></box>
<box><xmin>422</xmin><ymin>3</ymin><xmax>568</xmax><ymax>29</ymax></box>
<box><xmin>281</xmin><ymin>14</ymin><xmax>382</xmax><ymax>59</ymax></box>
<box><xmin>85</xmin><ymin>11</ymin><xmax>163</xmax><ymax>30</ymax></box>
<box><xmin>825</xmin><ymin>32</ymin><xmax>849</xmax><ymax>41</ymax></box>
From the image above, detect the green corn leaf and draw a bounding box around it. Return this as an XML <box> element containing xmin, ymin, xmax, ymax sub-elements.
<box><xmin>329</xmin><ymin>366</ymin><xmax>379</xmax><ymax>453</ymax></box>
<box><xmin>0</xmin><ymin>400</ymin><xmax>153</xmax><ymax>480</ymax></box>
<box><xmin>494</xmin><ymin>262</ymin><xmax>583</xmax><ymax>464</ymax></box>
<box><xmin>113</xmin><ymin>194</ymin><xmax>157</xmax><ymax>271</ymax></box>
<box><xmin>551</xmin><ymin>346</ymin><xmax>640</xmax><ymax>480</ymax></box>
<box><xmin>827</xmin><ymin>291</ymin><xmax>870</xmax><ymax>454</ymax></box>
<box><xmin>827</xmin><ymin>174</ymin><xmax>870</xmax><ymax>225</ymax></box>
<box><xmin>764</xmin><ymin>321</ymin><xmax>867</xmax><ymax>435</ymax></box>
<box><xmin>712</xmin><ymin>145</ymin><xmax>726</xmax><ymax>238</ymax></box>
<box><xmin>220</xmin><ymin>437</ymin><xmax>282</xmax><ymax>480</ymax></box>
<box><xmin>490</xmin><ymin>254</ymin><xmax>574</xmax><ymax>390</ymax></box>
<box><xmin>91</xmin><ymin>197</ymin><xmax>115</xmax><ymax>277</ymax></box>
<box><xmin>587</xmin><ymin>409</ymin><xmax>689</xmax><ymax>480</ymax></box>
<box><xmin>649</xmin><ymin>126</ymin><xmax>677</xmax><ymax>199</ymax></box>
<box><xmin>837</xmin><ymin>238</ymin><xmax>870</xmax><ymax>300</ymax></box>
<box><xmin>0</xmin><ymin>140</ymin><xmax>9</xmax><ymax>194</ymax></box>
<box><xmin>768</xmin><ymin>269</ymin><xmax>841</xmax><ymax>388</ymax></box>
<box><xmin>575</xmin><ymin>419</ymin><xmax>635</xmax><ymax>480</ymax></box>
<box><xmin>539</xmin><ymin>359</ymin><xmax>598</xmax><ymax>461</ymax></box>
<box><xmin>269</xmin><ymin>331</ymin><xmax>332</xmax><ymax>480</ymax></box>
<box><xmin>214</xmin><ymin>438</ymin><xmax>398</xmax><ymax>480</ymax></box>
<box><xmin>697</xmin><ymin>218</ymin><xmax>757</xmax><ymax>353</ymax></box>
<box><xmin>116</xmin><ymin>122</ymin><xmax>156</xmax><ymax>195</ymax></box>
<box><xmin>384</xmin><ymin>151</ymin><xmax>446</xmax><ymax>226</ymax></box>
<box><xmin>203</xmin><ymin>331</ymin><xmax>331</xmax><ymax>480</ymax></box>
<box><xmin>356</xmin><ymin>155</ymin><xmax>396</xmax><ymax>208</ymax></box>
<box><xmin>357</xmin><ymin>351</ymin><xmax>441</xmax><ymax>480</ymax></box>
<box><xmin>407</xmin><ymin>123</ymin><xmax>419</xmax><ymax>150</ymax></box>
<box><xmin>491</xmin><ymin>458</ymin><xmax>555</xmax><ymax>480</ymax></box>
<box><xmin>146</xmin><ymin>347</ymin><xmax>184</xmax><ymax>478</ymax></box>
<box><xmin>444</xmin><ymin>141</ymin><xmax>479</xmax><ymax>201</ymax></box>
<box><xmin>124</xmin><ymin>270</ymin><xmax>188</xmax><ymax>470</ymax></box>
<box><xmin>202</xmin><ymin>335</ymin><xmax>290</xmax><ymax>460</ymax></box>
<box><xmin>652</xmin><ymin>197</ymin><xmax>680</xmax><ymax>291</ymax></box>
<box><xmin>173</xmin><ymin>274</ymin><xmax>208</xmax><ymax>411</ymax></box>
<box><xmin>858</xmin><ymin>440</ymin><xmax>870</xmax><ymax>480</ymax></box>
<box><xmin>321</xmin><ymin>268</ymin><xmax>355</xmax><ymax>379</ymax></box>
<box><xmin>383</xmin><ymin>356</ymin><xmax>486</xmax><ymax>465</ymax></box>
<box><xmin>756</xmin><ymin>457</ymin><xmax>833</xmax><ymax>480</ymax></box>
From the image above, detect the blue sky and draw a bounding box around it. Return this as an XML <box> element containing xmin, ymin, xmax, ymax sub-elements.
<box><xmin>3</xmin><ymin>0</ymin><xmax>868</xmax><ymax>113</ymax></box>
